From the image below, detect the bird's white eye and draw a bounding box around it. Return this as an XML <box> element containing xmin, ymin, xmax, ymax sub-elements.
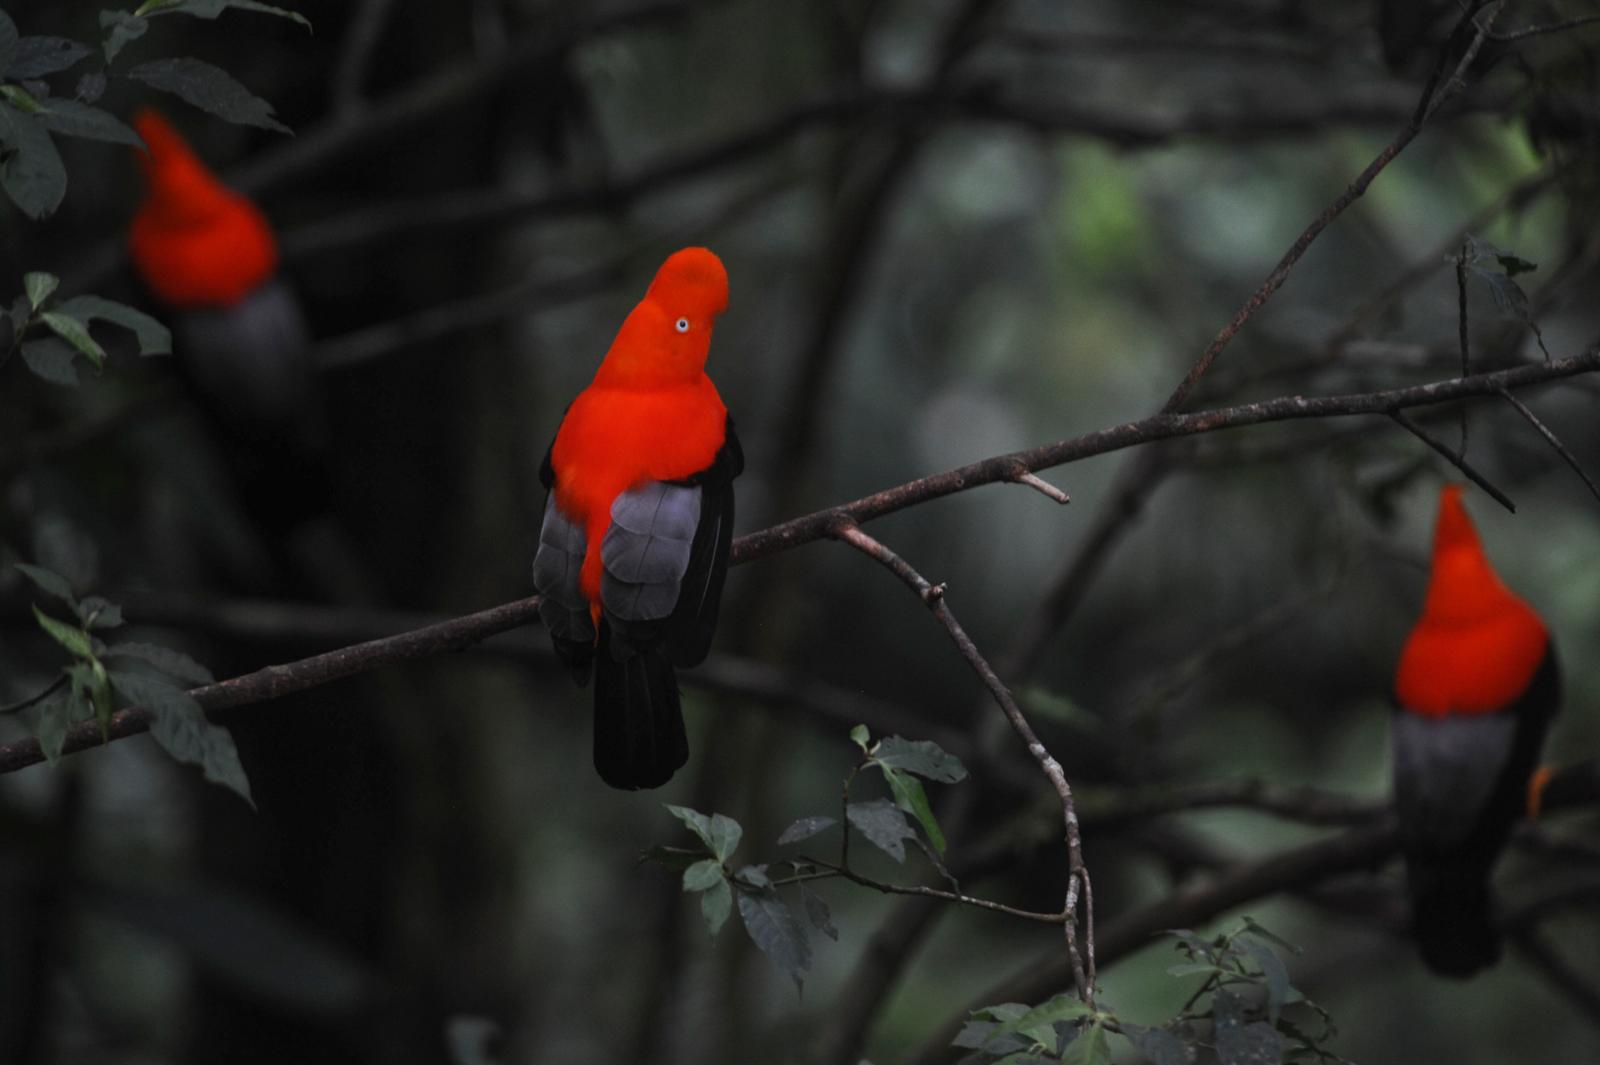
<box><xmin>675</xmin><ymin>317</ymin><xmax>690</xmax><ymax>333</ymax></box>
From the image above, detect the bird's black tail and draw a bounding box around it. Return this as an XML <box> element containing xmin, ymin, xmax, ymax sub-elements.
<box><xmin>1408</xmin><ymin>864</ymin><xmax>1501</xmax><ymax>977</ymax></box>
<box><xmin>592</xmin><ymin>624</ymin><xmax>688</xmax><ymax>790</ymax></box>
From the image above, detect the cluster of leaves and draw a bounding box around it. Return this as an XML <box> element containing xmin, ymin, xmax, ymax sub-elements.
<box><xmin>3</xmin><ymin>269</ymin><xmax>170</xmax><ymax>385</ymax></box>
<box><xmin>0</xmin><ymin>1</ymin><xmax>303</xmax><ymax>219</ymax></box>
<box><xmin>645</xmin><ymin>727</ymin><xmax>969</xmax><ymax>989</ymax></box>
<box><xmin>954</xmin><ymin>919</ymin><xmax>1344</xmax><ymax>1065</ymax></box>
<box><xmin>1456</xmin><ymin>233</ymin><xmax>1549</xmax><ymax>359</ymax></box>
<box><xmin>11</xmin><ymin>562</ymin><xmax>252</xmax><ymax>805</ymax></box>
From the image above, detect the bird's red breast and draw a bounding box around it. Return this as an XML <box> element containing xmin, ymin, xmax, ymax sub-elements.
<box><xmin>128</xmin><ymin>109</ymin><xmax>278</xmax><ymax>308</ymax></box>
<box><xmin>549</xmin><ymin>248</ymin><xmax>732</xmax><ymax>604</ymax></box>
<box><xmin>1395</xmin><ymin>485</ymin><xmax>1548</xmax><ymax>717</ymax></box>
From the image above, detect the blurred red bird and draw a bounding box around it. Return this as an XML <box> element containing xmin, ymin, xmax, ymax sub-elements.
<box><xmin>533</xmin><ymin>247</ymin><xmax>742</xmax><ymax>790</ymax></box>
<box><xmin>127</xmin><ymin>109</ymin><xmax>325</xmax><ymax>505</ymax></box>
<box><xmin>1392</xmin><ymin>484</ymin><xmax>1560</xmax><ymax>976</ymax></box>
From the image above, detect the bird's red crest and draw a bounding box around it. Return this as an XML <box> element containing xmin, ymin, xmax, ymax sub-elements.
<box><xmin>1394</xmin><ymin>485</ymin><xmax>1548</xmax><ymax>716</ymax></box>
<box><xmin>128</xmin><ymin>109</ymin><xmax>278</xmax><ymax>308</ymax></box>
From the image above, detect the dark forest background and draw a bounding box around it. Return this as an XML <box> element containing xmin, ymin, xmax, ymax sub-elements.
<box><xmin>2</xmin><ymin>1</ymin><xmax>1599</xmax><ymax>1063</ymax></box>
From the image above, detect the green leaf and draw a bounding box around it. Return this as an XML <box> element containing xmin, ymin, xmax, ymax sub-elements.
<box><xmin>700</xmin><ymin>878</ymin><xmax>732</xmax><ymax>936</ymax></box>
<box><xmin>735</xmin><ymin>864</ymin><xmax>770</xmax><ymax>890</ymax></box>
<box><xmin>102</xmin><ymin>641</ymin><xmax>214</xmax><ymax>684</ymax></box>
<box><xmin>0</xmin><ymin>103</ymin><xmax>67</xmax><ymax>218</ymax></box>
<box><xmin>776</xmin><ymin>815</ymin><xmax>835</xmax><ymax>845</ymax></box>
<box><xmin>849</xmin><ymin>723</ymin><xmax>870</xmax><ymax>750</ymax></box>
<box><xmin>40</xmin><ymin>311</ymin><xmax>105</xmax><ymax>368</ymax></box>
<box><xmin>0</xmin><ymin>10</ymin><xmax>19</xmax><ymax>75</ymax></box>
<box><xmin>1239</xmin><ymin>917</ymin><xmax>1302</xmax><ymax>956</ymax></box>
<box><xmin>78</xmin><ymin>596</ymin><xmax>124</xmax><ymax>630</ymax></box>
<box><xmin>24</xmin><ymin>270</ymin><xmax>58</xmax><ymax>310</ymax></box>
<box><xmin>707</xmin><ymin>813</ymin><xmax>742</xmax><ymax>863</ymax></box>
<box><xmin>35</xmin><ymin>99</ymin><xmax>142</xmax><ymax>146</ymax></box>
<box><xmin>1166</xmin><ymin>962</ymin><xmax>1224</xmax><ymax>978</ymax></box>
<box><xmin>1239</xmin><ymin>939</ymin><xmax>1296</xmax><ymax>1024</ymax></box>
<box><xmin>77</xmin><ymin>69</ymin><xmax>107</xmax><ymax>104</ymax></box>
<box><xmin>99</xmin><ymin>11</ymin><xmax>148</xmax><ymax>63</ymax></box>
<box><xmin>109</xmin><ymin>671</ymin><xmax>253</xmax><ymax>805</ymax></box>
<box><xmin>872</xmin><ymin>736</ymin><xmax>968</xmax><ymax>782</ymax></box>
<box><xmin>14</xmin><ymin>562</ymin><xmax>77</xmax><ymax>608</ymax></box>
<box><xmin>846</xmin><ymin>798</ymin><xmax>916</xmax><ymax>863</ymax></box>
<box><xmin>682</xmin><ymin>859</ymin><xmax>723</xmax><ymax>893</ymax></box>
<box><xmin>33</xmin><ymin>691</ymin><xmax>79</xmax><ymax>765</ymax></box>
<box><xmin>665</xmin><ymin>804</ymin><xmax>714</xmax><ymax>847</ymax></box>
<box><xmin>1131</xmin><ymin>1026</ymin><xmax>1195</xmax><ymax>1065</ymax></box>
<box><xmin>995</xmin><ymin>994</ymin><xmax>1093</xmax><ymax>1039</ymax></box>
<box><xmin>69</xmin><ymin>660</ymin><xmax>114</xmax><ymax>735</ymax></box>
<box><xmin>734</xmin><ymin>884</ymin><xmax>811</xmax><ymax>991</ymax></box>
<box><xmin>992</xmin><ymin>1054</ymin><xmax>1049</xmax><ymax>1065</ymax></box>
<box><xmin>144</xmin><ymin>0</ymin><xmax>312</xmax><ymax>31</ymax></box>
<box><xmin>125</xmin><ymin>57</ymin><xmax>289</xmax><ymax>133</ymax></box>
<box><xmin>883</xmin><ymin>766</ymin><xmax>945</xmax><ymax>855</ymax></box>
<box><xmin>1061</xmin><ymin>1021</ymin><xmax>1112</xmax><ymax>1065</ymax></box>
<box><xmin>0</xmin><ymin>84</ymin><xmax>43</xmax><ymax>113</ymax></box>
<box><xmin>19</xmin><ymin>337</ymin><xmax>79</xmax><ymax>386</ymax></box>
<box><xmin>33</xmin><ymin>603</ymin><xmax>90</xmax><ymax>658</ymax></box>
<box><xmin>10</xmin><ymin>37</ymin><xmax>93</xmax><ymax>79</ymax></box>
<box><xmin>1213</xmin><ymin>990</ymin><xmax>1283</xmax><ymax>1065</ymax></box>
<box><xmin>799</xmin><ymin>883</ymin><xmax>837</xmax><ymax>942</ymax></box>
<box><xmin>55</xmin><ymin>295</ymin><xmax>172</xmax><ymax>355</ymax></box>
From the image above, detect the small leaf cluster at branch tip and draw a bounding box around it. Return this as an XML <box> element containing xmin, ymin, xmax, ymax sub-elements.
<box><xmin>12</xmin><ymin>562</ymin><xmax>248</xmax><ymax>804</ymax></box>
<box><xmin>4</xmin><ymin>271</ymin><xmax>171</xmax><ymax>386</ymax></box>
<box><xmin>955</xmin><ymin>918</ymin><xmax>1342</xmax><ymax>1065</ymax></box>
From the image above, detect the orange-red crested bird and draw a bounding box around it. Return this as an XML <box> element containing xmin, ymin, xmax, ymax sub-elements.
<box><xmin>533</xmin><ymin>247</ymin><xmax>742</xmax><ymax>790</ymax></box>
<box><xmin>1393</xmin><ymin>484</ymin><xmax>1560</xmax><ymax>976</ymax></box>
<box><xmin>127</xmin><ymin>109</ymin><xmax>325</xmax><ymax>531</ymax></box>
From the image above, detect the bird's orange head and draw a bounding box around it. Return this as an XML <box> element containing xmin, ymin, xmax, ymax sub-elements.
<box><xmin>593</xmin><ymin>247</ymin><xmax>729</xmax><ymax>389</ymax></box>
<box><xmin>1394</xmin><ymin>485</ymin><xmax>1548</xmax><ymax>716</ymax></box>
<box><xmin>128</xmin><ymin>109</ymin><xmax>278</xmax><ymax>307</ymax></box>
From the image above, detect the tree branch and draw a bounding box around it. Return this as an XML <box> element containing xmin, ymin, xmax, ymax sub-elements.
<box><xmin>832</xmin><ymin>521</ymin><xmax>1095</xmax><ymax>1002</ymax></box>
<box><xmin>3</xmin><ymin>351</ymin><xmax>1596</xmax><ymax>776</ymax></box>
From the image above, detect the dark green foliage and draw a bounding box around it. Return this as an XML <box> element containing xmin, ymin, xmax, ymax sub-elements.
<box><xmin>126</xmin><ymin>56</ymin><xmax>288</xmax><ymax>132</ymax></box>
<box><xmin>0</xmin><ymin>98</ymin><xmax>67</xmax><ymax>217</ymax></box>
<box><xmin>734</xmin><ymin>881</ymin><xmax>811</xmax><ymax>991</ymax></box>
<box><xmin>1458</xmin><ymin>234</ymin><xmax>1550</xmax><ymax>358</ymax></box>
<box><xmin>955</xmin><ymin>920</ymin><xmax>1340</xmax><ymax>1065</ymax></box>
<box><xmin>846</xmin><ymin>798</ymin><xmax>916</xmax><ymax>862</ymax></box>
<box><xmin>14</xmin><ymin>562</ymin><xmax>247</xmax><ymax>803</ymax></box>
<box><xmin>6</xmin><ymin>270</ymin><xmax>172</xmax><ymax>386</ymax></box>
<box><xmin>776</xmin><ymin>815</ymin><xmax>836</xmax><ymax>844</ymax></box>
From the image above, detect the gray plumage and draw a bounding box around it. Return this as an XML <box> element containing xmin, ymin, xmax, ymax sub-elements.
<box><xmin>1392</xmin><ymin>712</ymin><xmax>1517</xmax><ymax>852</ymax></box>
<box><xmin>601</xmin><ymin>482</ymin><xmax>701</xmax><ymax>622</ymax></box>
<box><xmin>533</xmin><ymin>499</ymin><xmax>596</xmax><ymax>643</ymax></box>
<box><xmin>174</xmin><ymin>277</ymin><xmax>322</xmax><ymax>454</ymax></box>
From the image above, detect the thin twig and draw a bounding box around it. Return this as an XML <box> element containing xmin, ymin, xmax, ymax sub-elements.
<box><xmin>1490</xmin><ymin>12</ymin><xmax>1600</xmax><ymax>42</ymax></box>
<box><xmin>832</xmin><ymin>521</ymin><xmax>1095</xmax><ymax>1003</ymax></box>
<box><xmin>0</xmin><ymin>676</ymin><xmax>66</xmax><ymax>716</ymax></box>
<box><xmin>1496</xmin><ymin>387</ymin><xmax>1600</xmax><ymax>507</ymax></box>
<box><xmin>1159</xmin><ymin>2</ymin><xmax>1505</xmax><ymax>413</ymax></box>
<box><xmin>1388</xmin><ymin>408</ymin><xmax>1516</xmax><ymax>512</ymax></box>
<box><xmin>786</xmin><ymin>855</ymin><xmax>1067</xmax><ymax>923</ymax></box>
<box><xmin>1010</xmin><ymin>469</ymin><xmax>1071</xmax><ymax>505</ymax></box>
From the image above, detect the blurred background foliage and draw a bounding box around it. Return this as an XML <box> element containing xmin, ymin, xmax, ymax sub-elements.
<box><xmin>1</xmin><ymin>0</ymin><xmax>1599</xmax><ymax>1062</ymax></box>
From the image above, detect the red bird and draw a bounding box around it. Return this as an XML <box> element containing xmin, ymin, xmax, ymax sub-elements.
<box><xmin>1393</xmin><ymin>484</ymin><xmax>1560</xmax><ymax>976</ymax></box>
<box><xmin>533</xmin><ymin>248</ymin><xmax>742</xmax><ymax>790</ymax></box>
<box><xmin>127</xmin><ymin>110</ymin><xmax>324</xmax><ymax>498</ymax></box>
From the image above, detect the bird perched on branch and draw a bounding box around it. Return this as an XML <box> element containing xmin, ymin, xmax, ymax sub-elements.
<box><xmin>127</xmin><ymin>109</ymin><xmax>327</xmax><ymax>543</ymax></box>
<box><xmin>533</xmin><ymin>247</ymin><xmax>742</xmax><ymax>790</ymax></box>
<box><xmin>1392</xmin><ymin>484</ymin><xmax>1560</xmax><ymax>976</ymax></box>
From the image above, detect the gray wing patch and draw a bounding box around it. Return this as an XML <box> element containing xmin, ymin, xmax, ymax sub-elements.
<box><xmin>601</xmin><ymin>482</ymin><xmax>700</xmax><ymax>622</ymax></box>
<box><xmin>1393</xmin><ymin>712</ymin><xmax>1518</xmax><ymax>851</ymax></box>
<box><xmin>533</xmin><ymin>497</ymin><xmax>595</xmax><ymax>642</ymax></box>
